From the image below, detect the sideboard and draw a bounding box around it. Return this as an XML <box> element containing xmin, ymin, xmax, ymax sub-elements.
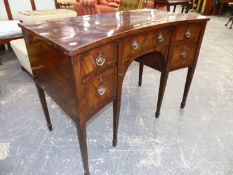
<box><xmin>19</xmin><ymin>10</ymin><xmax>209</xmax><ymax>175</ymax></box>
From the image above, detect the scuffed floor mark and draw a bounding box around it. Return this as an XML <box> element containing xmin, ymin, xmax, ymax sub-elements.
<box><xmin>0</xmin><ymin>142</ymin><xmax>10</xmax><ymax>160</ymax></box>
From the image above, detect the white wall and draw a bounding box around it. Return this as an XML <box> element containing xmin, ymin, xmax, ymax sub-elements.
<box><xmin>8</xmin><ymin>0</ymin><xmax>32</xmax><ymax>19</ymax></box>
<box><xmin>0</xmin><ymin>0</ymin><xmax>56</xmax><ymax>20</ymax></box>
<box><xmin>0</xmin><ymin>0</ymin><xmax>8</xmax><ymax>20</ymax></box>
<box><xmin>35</xmin><ymin>0</ymin><xmax>55</xmax><ymax>10</ymax></box>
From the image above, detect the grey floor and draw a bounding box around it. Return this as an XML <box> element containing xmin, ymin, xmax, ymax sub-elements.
<box><xmin>1</xmin><ymin>15</ymin><xmax>233</xmax><ymax>175</ymax></box>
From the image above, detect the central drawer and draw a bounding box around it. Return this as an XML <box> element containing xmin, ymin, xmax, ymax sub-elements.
<box><xmin>120</xmin><ymin>28</ymin><xmax>172</xmax><ymax>61</ymax></box>
<box><xmin>83</xmin><ymin>68</ymin><xmax>117</xmax><ymax>118</ymax></box>
<box><xmin>147</xmin><ymin>28</ymin><xmax>172</xmax><ymax>46</ymax></box>
<box><xmin>120</xmin><ymin>32</ymin><xmax>148</xmax><ymax>60</ymax></box>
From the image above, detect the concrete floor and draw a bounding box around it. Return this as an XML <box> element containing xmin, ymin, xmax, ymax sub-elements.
<box><xmin>0</xmin><ymin>15</ymin><xmax>233</xmax><ymax>175</ymax></box>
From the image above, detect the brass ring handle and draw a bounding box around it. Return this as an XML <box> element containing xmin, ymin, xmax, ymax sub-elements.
<box><xmin>180</xmin><ymin>51</ymin><xmax>188</xmax><ymax>58</ymax></box>
<box><xmin>157</xmin><ymin>33</ymin><xmax>164</xmax><ymax>42</ymax></box>
<box><xmin>185</xmin><ymin>30</ymin><xmax>192</xmax><ymax>39</ymax></box>
<box><xmin>96</xmin><ymin>53</ymin><xmax>105</xmax><ymax>66</ymax></box>
<box><xmin>97</xmin><ymin>85</ymin><xmax>106</xmax><ymax>96</ymax></box>
<box><xmin>132</xmin><ymin>41</ymin><xmax>140</xmax><ymax>50</ymax></box>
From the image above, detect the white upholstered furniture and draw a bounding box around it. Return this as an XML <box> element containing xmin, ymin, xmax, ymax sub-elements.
<box><xmin>0</xmin><ymin>20</ymin><xmax>22</xmax><ymax>39</ymax></box>
<box><xmin>17</xmin><ymin>9</ymin><xmax>77</xmax><ymax>24</ymax></box>
<box><xmin>0</xmin><ymin>20</ymin><xmax>23</xmax><ymax>65</ymax></box>
<box><xmin>10</xmin><ymin>39</ymin><xmax>32</xmax><ymax>74</ymax></box>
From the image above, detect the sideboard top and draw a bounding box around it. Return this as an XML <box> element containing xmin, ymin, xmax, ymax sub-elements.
<box><xmin>20</xmin><ymin>9</ymin><xmax>209</xmax><ymax>56</ymax></box>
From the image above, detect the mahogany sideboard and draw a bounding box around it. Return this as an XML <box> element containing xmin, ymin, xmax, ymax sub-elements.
<box><xmin>19</xmin><ymin>10</ymin><xmax>209</xmax><ymax>175</ymax></box>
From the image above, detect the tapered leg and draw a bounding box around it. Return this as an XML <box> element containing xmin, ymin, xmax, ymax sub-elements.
<box><xmin>181</xmin><ymin>66</ymin><xmax>196</xmax><ymax>109</ymax></box>
<box><xmin>185</xmin><ymin>5</ymin><xmax>190</xmax><ymax>13</ymax></box>
<box><xmin>113</xmin><ymin>99</ymin><xmax>121</xmax><ymax>147</ymax></box>
<box><xmin>76</xmin><ymin>123</ymin><xmax>90</xmax><ymax>175</ymax></box>
<box><xmin>225</xmin><ymin>18</ymin><xmax>231</xmax><ymax>26</ymax></box>
<box><xmin>219</xmin><ymin>2</ymin><xmax>224</xmax><ymax>16</ymax></box>
<box><xmin>138</xmin><ymin>63</ymin><xmax>144</xmax><ymax>87</ymax></box>
<box><xmin>181</xmin><ymin>5</ymin><xmax>185</xmax><ymax>13</ymax></box>
<box><xmin>155</xmin><ymin>71</ymin><xmax>169</xmax><ymax>118</ymax></box>
<box><xmin>173</xmin><ymin>5</ymin><xmax>176</xmax><ymax>12</ymax></box>
<box><xmin>7</xmin><ymin>43</ymin><xmax>11</xmax><ymax>50</ymax></box>
<box><xmin>35</xmin><ymin>83</ymin><xmax>52</xmax><ymax>131</ymax></box>
<box><xmin>230</xmin><ymin>18</ymin><xmax>233</xmax><ymax>29</ymax></box>
<box><xmin>113</xmin><ymin>60</ymin><xmax>124</xmax><ymax>147</ymax></box>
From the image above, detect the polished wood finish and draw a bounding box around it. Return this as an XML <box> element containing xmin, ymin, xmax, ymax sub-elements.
<box><xmin>173</xmin><ymin>23</ymin><xmax>202</xmax><ymax>42</ymax></box>
<box><xmin>54</xmin><ymin>0</ymin><xmax>59</xmax><ymax>9</ymax></box>
<box><xmin>20</xmin><ymin>10</ymin><xmax>209</xmax><ymax>175</ymax></box>
<box><xmin>137</xmin><ymin>21</ymin><xmax>207</xmax><ymax>117</ymax></box>
<box><xmin>169</xmin><ymin>42</ymin><xmax>197</xmax><ymax>70</ymax></box>
<box><xmin>30</xmin><ymin>0</ymin><xmax>36</xmax><ymax>10</ymax></box>
<box><xmin>83</xmin><ymin>68</ymin><xmax>117</xmax><ymax>120</ymax></box>
<box><xmin>181</xmin><ymin>66</ymin><xmax>195</xmax><ymax>108</ymax></box>
<box><xmin>80</xmin><ymin>43</ymin><xmax>117</xmax><ymax>82</ymax></box>
<box><xmin>35</xmin><ymin>83</ymin><xmax>52</xmax><ymax>131</ymax></box>
<box><xmin>138</xmin><ymin>63</ymin><xmax>143</xmax><ymax>86</ymax></box>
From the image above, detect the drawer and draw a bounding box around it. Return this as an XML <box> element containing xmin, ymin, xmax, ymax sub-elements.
<box><xmin>80</xmin><ymin>43</ymin><xmax>117</xmax><ymax>78</ymax></box>
<box><xmin>120</xmin><ymin>32</ymin><xmax>149</xmax><ymax>60</ymax></box>
<box><xmin>173</xmin><ymin>23</ymin><xmax>202</xmax><ymax>42</ymax></box>
<box><xmin>169</xmin><ymin>42</ymin><xmax>197</xmax><ymax>70</ymax></box>
<box><xmin>120</xmin><ymin>29</ymin><xmax>172</xmax><ymax>61</ymax></box>
<box><xmin>83</xmin><ymin>68</ymin><xmax>117</xmax><ymax>117</ymax></box>
<box><xmin>147</xmin><ymin>28</ymin><xmax>172</xmax><ymax>46</ymax></box>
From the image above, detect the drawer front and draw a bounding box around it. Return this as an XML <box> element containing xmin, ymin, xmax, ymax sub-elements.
<box><xmin>147</xmin><ymin>28</ymin><xmax>172</xmax><ymax>46</ymax></box>
<box><xmin>83</xmin><ymin>68</ymin><xmax>117</xmax><ymax>117</ymax></box>
<box><xmin>120</xmin><ymin>32</ymin><xmax>148</xmax><ymax>60</ymax></box>
<box><xmin>169</xmin><ymin>42</ymin><xmax>197</xmax><ymax>70</ymax></box>
<box><xmin>120</xmin><ymin>29</ymin><xmax>172</xmax><ymax>61</ymax></box>
<box><xmin>80</xmin><ymin>43</ymin><xmax>117</xmax><ymax>78</ymax></box>
<box><xmin>173</xmin><ymin>23</ymin><xmax>202</xmax><ymax>42</ymax></box>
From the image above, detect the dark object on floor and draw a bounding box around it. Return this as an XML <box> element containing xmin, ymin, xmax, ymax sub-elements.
<box><xmin>225</xmin><ymin>2</ymin><xmax>233</xmax><ymax>29</ymax></box>
<box><xmin>225</xmin><ymin>17</ymin><xmax>233</xmax><ymax>29</ymax></box>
